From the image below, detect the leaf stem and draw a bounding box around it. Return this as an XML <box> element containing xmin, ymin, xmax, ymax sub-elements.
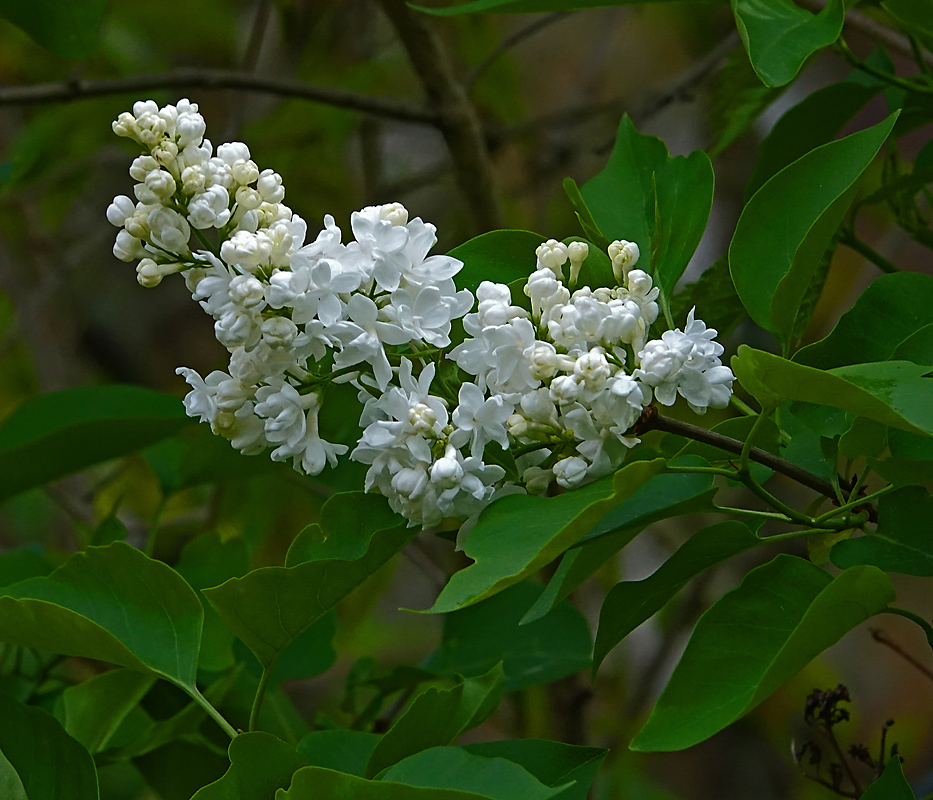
<box><xmin>836</xmin><ymin>38</ymin><xmax>933</xmax><ymax>96</ymax></box>
<box><xmin>189</xmin><ymin>687</ymin><xmax>238</xmax><ymax>739</ymax></box>
<box><xmin>645</xmin><ymin>410</ymin><xmax>838</xmax><ymax>500</ymax></box>
<box><xmin>838</xmin><ymin>229</ymin><xmax>899</xmax><ymax>274</ymax></box>
<box><xmin>712</xmin><ymin>505</ymin><xmax>793</xmax><ymax>523</ymax></box>
<box><xmin>811</xmin><ymin>485</ymin><xmax>894</xmax><ymax>525</ymax></box>
<box><xmin>878</xmin><ymin>607</ymin><xmax>933</xmax><ymax>653</ymax></box>
<box><xmin>249</xmin><ymin>662</ymin><xmax>276</xmax><ymax>732</ymax></box>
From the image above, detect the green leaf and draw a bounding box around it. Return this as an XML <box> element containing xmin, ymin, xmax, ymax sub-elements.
<box><xmin>563</xmin><ymin>179</ymin><xmax>609</xmax><ymax>251</ymax></box>
<box><xmin>0</xmin><ymin>386</ymin><xmax>192</xmax><ymax>503</ymax></box>
<box><xmin>523</xmin><ymin>468</ymin><xmax>717</xmax><ymax>623</ymax></box>
<box><xmin>732</xmin><ymin>346</ymin><xmax>933</xmax><ymax>436</ymax></box>
<box><xmin>861</xmin><ymin>757</ymin><xmax>914</xmax><ymax>800</ymax></box>
<box><xmin>190</xmin><ymin>732</ymin><xmax>307</xmax><ymax>800</ymax></box>
<box><xmin>463</xmin><ymin>740</ymin><xmax>607</xmax><ymax>800</ymax></box>
<box><xmin>365</xmin><ymin>664</ymin><xmax>504</xmax><ymax>779</ymax></box>
<box><xmin>795</xmin><ymin>272</ymin><xmax>933</xmax><ymax>369</ymax></box>
<box><xmin>297</xmin><ymin>730</ymin><xmax>381</xmax><ymax>778</ymax></box>
<box><xmin>0</xmin><ymin>549</ymin><xmax>50</xmax><ymax>588</ymax></box>
<box><xmin>56</xmin><ymin>669</ymin><xmax>156</xmax><ymax>754</ymax></box>
<box><xmin>732</xmin><ymin>0</ymin><xmax>844</xmax><ymax>87</ymax></box>
<box><xmin>381</xmin><ymin>748</ymin><xmax>566</xmax><ymax>799</ymax></box>
<box><xmin>746</xmin><ymin>80</ymin><xmax>881</xmax><ymax>199</ymax></box>
<box><xmin>594</xmin><ymin>521</ymin><xmax>760</xmax><ymax>671</ymax></box>
<box><xmin>580</xmin><ymin>116</ymin><xmax>714</xmax><ymax>299</ymax></box>
<box><xmin>0</xmin><ymin>541</ymin><xmax>203</xmax><ymax>692</ymax></box>
<box><xmin>882</xmin><ymin>0</ymin><xmax>933</xmax><ymax>51</ymax></box>
<box><xmin>729</xmin><ymin>114</ymin><xmax>898</xmax><ymax>343</ymax></box>
<box><xmin>630</xmin><ymin>555</ymin><xmax>895</xmax><ymax>751</ymax></box>
<box><xmin>279</xmin><ymin>766</ymin><xmax>494</xmax><ymax>799</ymax></box>
<box><xmin>425</xmin><ymin>582</ymin><xmax>591</xmax><ymax>691</ymax></box>
<box><xmin>892</xmin><ymin>323</ymin><xmax>933</xmax><ymax>366</ymax></box>
<box><xmin>0</xmin><ymin>691</ymin><xmax>99</xmax><ymax>799</ymax></box>
<box><xmin>450</xmin><ymin>230</ymin><xmax>544</xmax><ymax>294</ymax></box>
<box><xmin>669</xmin><ymin>256</ymin><xmax>748</xmax><ymax>340</ymax></box>
<box><xmin>205</xmin><ymin>492</ymin><xmax>410</xmax><ymax>667</ymax></box>
<box><xmin>176</xmin><ymin>531</ymin><xmax>250</xmax><ymax>673</ymax></box>
<box><xmin>832</xmin><ymin>486</ymin><xmax>933</xmax><ymax>575</ymax></box>
<box><xmin>233</xmin><ymin>612</ymin><xmax>337</xmax><ymax>688</ymax></box>
<box><xmin>0</xmin><ymin>0</ymin><xmax>108</xmax><ymax>58</ymax></box>
<box><xmin>143</xmin><ymin>425</ymin><xmax>287</xmax><ymax>495</ymax></box>
<box><xmin>424</xmin><ymin>459</ymin><xmax>663</xmax><ymax>614</ymax></box>
<box><xmin>708</xmin><ymin>47</ymin><xmax>783</xmax><ymax>157</ymax></box>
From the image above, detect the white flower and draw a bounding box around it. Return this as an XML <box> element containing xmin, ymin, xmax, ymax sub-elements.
<box><xmin>188</xmin><ymin>185</ymin><xmax>231</xmax><ymax>229</ymax></box>
<box><xmin>147</xmin><ymin>207</ymin><xmax>191</xmax><ymax>254</ymax></box>
<box><xmin>567</xmin><ymin>240</ymin><xmax>589</xmax><ymax>285</ymax></box>
<box><xmin>107</xmin><ymin>195</ymin><xmax>136</xmax><ymax>227</ymax></box>
<box><xmin>535</xmin><ymin>239</ymin><xmax>569</xmax><ymax>278</ymax></box>
<box><xmin>609</xmin><ymin>239</ymin><xmax>640</xmax><ymax>284</ymax></box>
<box><xmin>450</xmin><ymin>382</ymin><xmax>512</xmax><ymax>457</ymax></box>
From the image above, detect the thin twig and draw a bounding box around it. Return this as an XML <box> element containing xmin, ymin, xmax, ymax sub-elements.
<box><xmin>641</xmin><ymin>409</ymin><xmax>838</xmax><ymax>500</ymax></box>
<box><xmin>496</xmin><ymin>31</ymin><xmax>740</xmax><ymax>144</ymax></box>
<box><xmin>872</xmin><ymin>628</ymin><xmax>933</xmax><ymax>682</ymax></box>
<box><xmin>0</xmin><ymin>69</ymin><xmax>439</xmax><ymax>124</ymax></box>
<box><xmin>466</xmin><ymin>13</ymin><xmax>569</xmax><ymax>91</ymax></box>
<box><xmin>376</xmin><ymin>0</ymin><xmax>503</xmax><ymax>231</ymax></box>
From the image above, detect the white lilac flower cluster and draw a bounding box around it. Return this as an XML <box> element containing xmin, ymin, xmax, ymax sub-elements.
<box><xmin>445</xmin><ymin>239</ymin><xmax>734</xmax><ymax>497</ymax></box>
<box><xmin>108</xmin><ymin>98</ymin><xmax>734</xmax><ymax>529</ymax></box>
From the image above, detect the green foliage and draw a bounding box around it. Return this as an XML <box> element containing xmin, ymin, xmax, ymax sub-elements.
<box><xmin>593</xmin><ymin>521</ymin><xmax>760</xmax><ymax>670</ymax></box>
<box><xmin>450</xmin><ymin>230</ymin><xmax>546</xmax><ymax>293</ymax></box>
<box><xmin>795</xmin><ymin>272</ymin><xmax>933</xmax><ymax>368</ymax></box>
<box><xmin>190</xmin><ymin>732</ymin><xmax>307</xmax><ymax>800</ymax></box>
<box><xmin>631</xmin><ymin>556</ymin><xmax>895</xmax><ymax>751</ymax></box>
<box><xmin>365</xmin><ymin>665</ymin><xmax>504</xmax><ymax>778</ymax></box>
<box><xmin>861</xmin><ymin>757</ymin><xmax>914</xmax><ymax>799</ymax></box>
<box><xmin>0</xmin><ymin>0</ymin><xmax>108</xmax><ymax>58</ymax></box>
<box><xmin>415</xmin><ymin>0</ymin><xmax>703</xmax><ymax>15</ymax></box>
<box><xmin>0</xmin><ymin>542</ymin><xmax>203</xmax><ymax>691</ymax></box>
<box><xmin>729</xmin><ymin>113</ymin><xmax>898</xmax><ymax>346</ymax></box>
<box><xmin>832</xmin><ymin>486</ymin><xmax>933</xmax><ymax>575</ymax></box>
<box><xmin>731</xmin><ymin>0</ymin><xmax>844</xmax><ymax>87</ymax></box>
<box><xmin>580</xmin><ymin>115</ymin><xmax>714</xmax><ymax>300</ymax></box>
<box><xmin>425</xmin><ymin>459</ymin><xmax>663</xmax><ymax>613</ymax></box>
<box><xmin>0</xmin><ymin>385</ymin><xmax>192</xmax><ymax>502</ymax></box>
<box><xmin>425</xmin><ymin>582</ymin><xmax>592</xmax><ymax>690</ymax></box>
<box><xmin>204</xmin><ymin>492</ymin><xmax>411</xmax><ymax>667</ymax></box>
<box><xmin>0</xmin><ymin>690</ymin><xmax>99</xmax><ymax>799</ymax></box>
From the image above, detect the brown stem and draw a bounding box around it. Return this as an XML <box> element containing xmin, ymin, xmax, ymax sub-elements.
<box><xmin>871</xmin><ymin>628</ymin><xmax>933</xmax><ymax>683</ymax></box>
<box><xmin>638</xmin><ymin>407</ymin><xmax>838</xmax><ymax>501</ymax></box>
<box><xmin>0</xmin><ymin>69</ymin><xmax>438</xmax><ymax>124</ymax></box>
<box><xmin>376</xmin><ymin>0</ymin><xmax>503</xmax><ymax>232</ymax></box>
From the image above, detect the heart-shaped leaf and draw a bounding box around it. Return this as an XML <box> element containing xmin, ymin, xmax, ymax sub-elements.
<box><xmin>450</xmin><ymin>230</ymin><xmax>545</xmax><ymax>293</ymax></box>
<box><xmin>0</xmin><ymin>542</ymin><xmax>202</xmax><ymax>692</ymax></box>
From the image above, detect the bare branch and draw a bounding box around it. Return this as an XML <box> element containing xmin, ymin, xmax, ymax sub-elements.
<box><xmin>0</xmin><ymin>69</ymin><xmax>439</xmax><ymax>125</ymax></box>
<box><xmin>466</xmin><ymin>12</ymin><xmax>570</xmax><ymax>91</ymax></box>
<box><xmin>376</xmin><ymin>0</ymin><xmax>503</xmax><ymax>232</ymax></box>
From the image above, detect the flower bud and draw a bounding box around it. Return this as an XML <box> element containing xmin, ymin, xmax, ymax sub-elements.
<box><xmin>261</xmin><ymin>315</ymin><xmax>298</xmax><ymax>348</ymax></box>
<box><xmin>232</xmin><ymin>159</ymin><xmax>260</xmax><ymax>186</ymax></box>
<box><xmin>553</xmin><ymin>456</ymin><xmax>588</xmax><ymax>489</ymax></box>
<box><xmin>549</xmin><ymin>374</ymin><xmax>580</xmax><ymax>404</ymax></box>
<box><xmin>106</xmin><ymin>195</ymin><xmax>136</xmax><ymax>227</ymax></box>
<box><xmin>136</xmin><ymin>258</ymin><xmax>163</xmax><ymax>287</ymax></box>
<box><xmin>567</xmin><ymin>240</ymin><xmax>588</xmax><ymax>285</ymax></box>
<box><xmin>229</xmin><ymin>274</ymin><xmax>266</xmax><ymax>309</ymax></box>
<box><xmin>535</xmin><ymin>239</ymin><xmax>569</xmax><ymax>279</ymax></box>
<box><xmin>609</xmin><ymin>240</ymin><xmax>640</xmax><ymax>284</ymax></box>
<box><xmin>235</xmin><ymin>186</ymin><xmax>263</xmax><ymax>211</ymax></box>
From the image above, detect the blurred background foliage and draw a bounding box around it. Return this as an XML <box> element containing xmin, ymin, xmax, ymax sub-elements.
<box><xmin>0</xmin><ymin>1</ymin><xmax>931</xmax><ymax>798</ymax></box>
